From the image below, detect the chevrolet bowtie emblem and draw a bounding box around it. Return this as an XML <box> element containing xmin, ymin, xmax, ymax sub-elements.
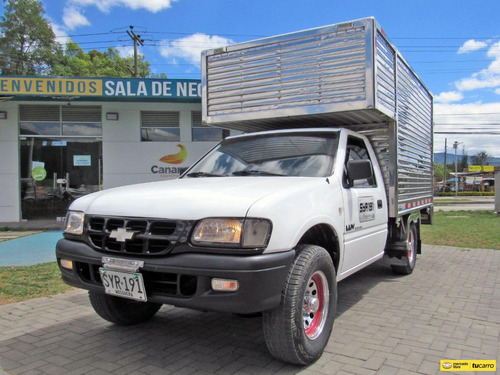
<box><xmin>109</xmin><ymin>228</ymin><xmax>137</xmax><ymax>242</ymax></box>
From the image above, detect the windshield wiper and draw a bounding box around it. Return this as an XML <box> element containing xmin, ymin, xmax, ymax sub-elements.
<box><xmin>232</xmin><ymin>170</ymin><xmax>285</xmax><ymax>177</ymax></box>
<box><xmin>186</xmin><ymin>172</ymin><xmax>227</xmax><ymax>178</ymax></box>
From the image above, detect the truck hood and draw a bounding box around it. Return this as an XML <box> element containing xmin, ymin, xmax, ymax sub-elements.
<box><xmin>69</xmin><ymin>177</ymin><xmax>326</xmax><ymax>220</ymax></box>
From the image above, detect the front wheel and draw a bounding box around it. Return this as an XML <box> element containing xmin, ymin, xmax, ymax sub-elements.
<box><xmin>89</xmin><ymin>291</ymin><xmax>162</xmax><ymax>325</ymax></box>
<box><xmin>263</xmin><ymin>244</ymin><xmax>337</xmax><ymax>365</ymax></box>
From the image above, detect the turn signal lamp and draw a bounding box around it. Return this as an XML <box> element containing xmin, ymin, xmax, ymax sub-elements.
<box><xmin>211</xmin><ymin>278</ymin><xmax>239</xmax><ymax>292</ymax></box>
<box><xmin>60</xmin><ymin>259</ymin><xmax>73</xmax><ymax>270</ymax></box>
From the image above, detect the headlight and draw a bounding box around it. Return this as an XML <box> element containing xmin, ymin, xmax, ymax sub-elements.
<box><xmin>64</xmin><ymin>211</ymin><xmax>85</xmax><ymax>235</ymax></box>
<box><xmin>192</xmin><ymin>218</ymin><xmax>271</xmax><ymax>248</ymax></box>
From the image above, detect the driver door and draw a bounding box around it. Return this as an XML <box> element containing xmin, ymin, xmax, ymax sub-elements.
<box><xmin>340</xmin><ymin>136</ymin><xmax>388</xmax><ymax>275</ymax></box>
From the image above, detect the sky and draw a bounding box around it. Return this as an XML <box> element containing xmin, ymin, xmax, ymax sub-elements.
<box><xmin>2</xmin><ymin>0</ymin><xmax>500</xmax><ymax>158</ymax></box>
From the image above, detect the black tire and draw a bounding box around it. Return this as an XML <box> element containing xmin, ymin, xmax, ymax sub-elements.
<box><xmin>89</xmin><ymin>291</ymin><xmax>162</xmax><ymax>326</ymax></box>
<box><xmin>391</xmin><ymin>222</ymin><xmax>418</xmax><ymax>275</ymax></box>
<box><xmin>263</xmin><ymin>244</ymin><xmax>337</xmax><ymax>365</ymax></box>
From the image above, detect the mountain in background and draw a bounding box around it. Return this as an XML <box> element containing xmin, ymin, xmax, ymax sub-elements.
<box><xmin>434</xmin><ymin>153</ymin><xmax>500</xmax><ymax>166</ymax></box>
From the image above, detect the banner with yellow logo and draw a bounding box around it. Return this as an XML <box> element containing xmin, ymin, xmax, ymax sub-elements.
<box><xmin>441</xmin><ymin>360</ymin><xmax>496</xmax><ymax>371</ymax></box>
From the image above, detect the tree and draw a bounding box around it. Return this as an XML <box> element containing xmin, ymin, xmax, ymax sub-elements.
<box><xmin>470</xmin><ymin>151</ymin><xmax>489</xmax><ymax>166</ymax></box>
<box><xmin>458</xmin><ymin>151</ymin><xmax>468</xmax><ymax>172</ymax></box>
<box><xmin>434</xmin><ymin>163</ymin><xmax>453</xmax><ymax>181</ymax></box>
<box><xmin>149</xmin><ymin>72</ymin><xmax>168</xmax><ymax>79</ymax></box>
<box><xmin>0</xmin><ymin>0</ymin><xmax>60</xmax><ymax>75</ymax></box>
<box><xmin>52</xmin><ymin>42</ymin><xmax>151</xmax><ymax>78</ymax></box>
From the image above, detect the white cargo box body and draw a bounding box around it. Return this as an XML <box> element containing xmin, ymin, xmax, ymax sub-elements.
<box><xmin>201</xmin><ymin>17</ymin><xmax>433</xmax><ymax>218</ymax></box>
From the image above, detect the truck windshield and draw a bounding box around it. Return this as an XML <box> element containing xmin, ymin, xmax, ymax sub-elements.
<box><xmin>186</xmin><ymin>132</ymin><xmax>339</xmax><ymax>178</ymax></box>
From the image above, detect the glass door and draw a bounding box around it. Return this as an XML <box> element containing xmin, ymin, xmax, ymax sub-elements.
<box><xmin>20</xmin><ymin>137</ymin><xmax>102</xmax><ymax>220</ymax></box>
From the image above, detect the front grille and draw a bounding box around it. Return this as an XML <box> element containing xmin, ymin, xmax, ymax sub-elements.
<box><xmin>86</xmin><ymin>216</ymin><xmax>186</xmax><ymax>256</ymax></box>
<box><xmin>75</xmin><ymin>262</ymin><xmax>197</xmax><ymax>297</ymax></box>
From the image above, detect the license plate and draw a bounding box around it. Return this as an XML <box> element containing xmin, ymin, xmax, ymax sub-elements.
<box><xmin>99</xmin><ymin>268</ymin><xmax>147</xmax><ymax>302</ymax></box>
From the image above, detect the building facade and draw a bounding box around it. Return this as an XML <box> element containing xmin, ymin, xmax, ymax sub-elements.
<box><xmin>0</xmin><ymin>77</ymin><xmax>229</xmax><ymax>223</ymax></box>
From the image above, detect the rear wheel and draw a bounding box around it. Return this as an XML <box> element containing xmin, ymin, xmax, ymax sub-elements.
<box><xmin>263</xmin><ymin>244</ymin><xmax>337</xmax><ymax>365</ymax></box>
<box><xmin>391</xmin><ymin>222</ymin><xmax>418</xmax><ymax>275</ymax></box>
<box><xmin>89</xmin><ymin>291</ymin><xmax>162</xmax><ymax>325</ymax></box>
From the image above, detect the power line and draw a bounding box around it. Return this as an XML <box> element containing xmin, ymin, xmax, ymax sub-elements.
<box><xmin>434</xmin><ymin>113</ymin><xmax>500</xmax><ymax>116</ymax></box>
<box><xmin>413</xmin><ymin>60</ymin><xmax>497</xmax><ymax>64</ymax></box>
<box><xmin>434</xmin><ymin>123</ymin><xmax>500</xmax><ymax>130</ymax></box>
<box><xmin>55</xmin><ymin>29</ymin><xmax>500</xmax><ymax>40</ymax></box>
<box><xmin>392</xmin><ymin>37</ymin><xmax>499</xmax><ymax>40</ymax></box>
<box><xmin>434</xmin><ymin>131</ymin><xmax>500</xmax><ymax>135</ymax></box>
<box><xmin>58</xmin><ymin>32</ymin><xmax>111</xmax><ymax>38</ymax></box>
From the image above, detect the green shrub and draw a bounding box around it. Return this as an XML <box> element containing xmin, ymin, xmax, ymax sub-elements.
<box><xmin>0</xmin><ymin>226</ymin><xmax>26</xmax><ymax>232</ymax></box>
<box><xmin>435</xmin><ymin>192</ymin><xmax>495</xmax><ymax>197</ymax></box>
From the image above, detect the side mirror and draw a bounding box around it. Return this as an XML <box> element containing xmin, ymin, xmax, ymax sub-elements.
<box><xmin>346</xmin><ymin>159</ymin><xmax>373</xmax><ymax>186</ymax></box>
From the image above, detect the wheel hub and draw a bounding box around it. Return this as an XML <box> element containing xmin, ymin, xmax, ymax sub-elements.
<box><xmin>408</xmin><ymin>231</ymin><xmax>415</xmax><ymax>260</ymax></box>
<box><xmin>307</xmin><ymin>296</ymin><xmax>319</xmax><ymax>312</ymax></box>
<box><xmin>303</xmin><ymin>271</ymin><xmax>329</xmax><ymax>340</ymax></box>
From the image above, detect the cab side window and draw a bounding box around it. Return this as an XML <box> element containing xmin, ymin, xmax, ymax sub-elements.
<box><xmin>344</xmin><ymin>137</ymin><xmax>377</xmax><ymax>188</ymax></box>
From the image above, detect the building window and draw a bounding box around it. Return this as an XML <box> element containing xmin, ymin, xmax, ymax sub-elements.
<box><xmin>19</xmin><ymin>105</ymin><xmax>102</xmax><ymax>136</ymax></box>
<box><xmin>141</xmin><ymin>111</ymin><xmax>180</xmax><ymax>142</ymax></box>
<box><xmin>191</xmin><ymin>111</ymin><xmax>223</xmax><ymax>141</ymax></box>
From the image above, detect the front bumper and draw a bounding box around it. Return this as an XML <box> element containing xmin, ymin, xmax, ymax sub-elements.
<box><xmin>56</xmin><ymin>238</ymin><xmax>295</xmax><ymax>314</ymax></box>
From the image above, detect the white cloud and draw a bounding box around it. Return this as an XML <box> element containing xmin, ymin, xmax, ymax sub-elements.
<box><xmin>434</xmin><ymin>91</ymin><xmax>463</xmax><ymax>104</ymax></box>
<box><xmin>455</xmin><ymin>41</ymin><xmax>500</xmax><ymax>91</ymax></box>
<box><xmin>116</xmin><ymin>46</ymin><xmax>134</xmax><ymax>58</ymax></box>
<box><xmin>67</xmin><ymin>0</ymin><xmax>174</xmax><ymax>14</ymax></box>
<box><xmin>63</xmin><ymin>6</ymin><xmax>90</xmax><ymax>30</ymax></box>
<box><xmin>49</xmin><ymin>20</ymin><xmax>71</xmax><ymax>46</ymax></box>
<box><xmin>115</xmin><ymin>0</ymin><xmax>175</xmax><ymax>12</ymax></box>
<box><xmin>433</xmin><ymin>102</ymin><xmax>500</xmax><ymax>156</ymax></box>
<box><xmin>456</xmin><ymin>75</ymin><xmax>500</xmax><ymax>91</ymax></box>
<box><xmin>436</xmin><ymin>41</ymin><xmax>500</xmax><ymax>157</ymax></box>
<box><xmin>159</xmin><ymin>33</ymin><xmax>234</xmax><ymax>67</ymax></box>
<box><xmin>486</xmin><ymin>41</ymin><xmax>500</xmax><ymax>69</ymax></box>
<box><xmin>458</xmin><ymin>39</ymin><xmax>488</xmax><ymax>54</ymax></box>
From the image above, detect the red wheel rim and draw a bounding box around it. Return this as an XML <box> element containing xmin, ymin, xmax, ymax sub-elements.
<box><xmin>303</xmin><ymin>271</ymin><xmax>329</xmax><ymax>340</ymax></box>
<box><xmin>408</xmin><ymin>230</ymin><xmax>415</xmax><ymax>260</ymax></box>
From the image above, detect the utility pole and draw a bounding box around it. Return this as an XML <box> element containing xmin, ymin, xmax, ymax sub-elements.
<box><xmin>453</xmin><ymin>141</ymin><xmax>462</xmax><ymax>197</ymax></box>
<box><xmin>127</xmin><ymin>26</ymin><xmax>144</xmax><ymax>78</ymax></box>
<box><xmin>443</xmin><ymin>138</ymin><xmax>447</xmax><ymax>192</ymax></box>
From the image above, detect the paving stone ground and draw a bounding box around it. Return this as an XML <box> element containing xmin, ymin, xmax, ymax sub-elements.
<box><xmin>1</xmin><ymin>244</ymin><xmax>499</xmax><ymax>375</ymax></box>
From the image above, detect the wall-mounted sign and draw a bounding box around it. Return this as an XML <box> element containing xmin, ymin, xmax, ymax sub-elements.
<box><xmin>0</xmin><ymin>77</ymin><xmax>102</xmax><ymax>96</ymax></box>
<box><xmin>150</xmin><ymin>144</ymin><xmax>188</xmax><ymax>178</ymax></box>
<box><xmin>74</xmin><ymin>155</ymin><xmax>91</xmax><ymax>166</ymax></box>
<box><xmin>469</xmin><ymin>165</ymin><xmax>495</xmax><ymax>172</ymax></box>
<box><xmin>31</xmin><ymin>161</ymin><xmax>47</xmax><ymax>181</ymax></box>
<box><xmin>52</xmin><ymin>141</ymin><xmax>67</xmax><ymax>147</ymax></box>
<box><xmin>0</xmin><ymin>77</ymin><xmax>201</xmax><ymax>100</ymax></box>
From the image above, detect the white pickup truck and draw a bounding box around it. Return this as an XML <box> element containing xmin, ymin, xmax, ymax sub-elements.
<box><xmin>57</xmin><ymin>17</ymin><xmax>433</xmax><ymax>365</ymax></box>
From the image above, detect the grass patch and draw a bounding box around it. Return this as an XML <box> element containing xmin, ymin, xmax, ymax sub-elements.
<box><xmin>434</xmin><ymin>199</ymin><xmax>472</xmax><ymax>204</ymax></box>
<box><xmin>421</xmin><ymin>210</ymin><xmax>499</xmax><ymax>250</ymax></box>
<box><xmin>0</xmin><ymin>262</ymin><xmax>73</xmax><ymax>305</ymax></box>
<box><xmin>435</xmin><ymin>192</ymin><xmax>494</xmax><ymax>197</ymax></box>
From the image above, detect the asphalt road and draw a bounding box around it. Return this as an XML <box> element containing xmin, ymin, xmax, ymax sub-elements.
<box><xmin>434</xmin><ymin>196</ymin><xmax>495</xmax><ymax>212</ymax></box>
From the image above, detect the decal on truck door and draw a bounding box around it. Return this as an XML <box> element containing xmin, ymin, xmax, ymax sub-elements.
<box><xmin>358</xmin><ymin>197</ymin><xmax>375</xmax><ymax>222</ymax></box>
